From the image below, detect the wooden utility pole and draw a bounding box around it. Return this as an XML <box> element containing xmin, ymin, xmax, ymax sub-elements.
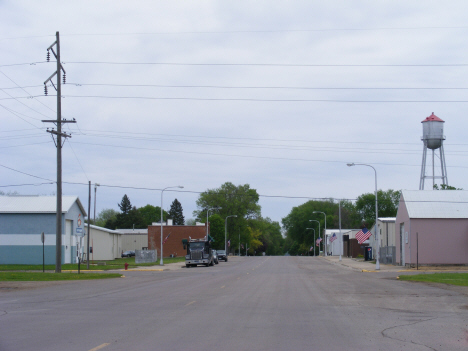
<box><xmin>42</xmin><ymin>31</ymin><xmax>75</xmax><ymax>273</ymax></box>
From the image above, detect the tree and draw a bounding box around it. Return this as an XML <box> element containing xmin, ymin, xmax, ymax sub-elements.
<box><xmin>282</xmin><ymin>199</ymin><xmax>363</xmax><ymax>254</ymax></box>
<box><xmin>194</xmin><ymin>182</ymin><xmax>261</xmax><ymax>254</ymax></box>
<box><xmin>105</xmin><ymin>195</ymin><xmax>147</xmax><ymax>229</ymax></box>
<box><xmin>245</xmin><ymin>217</ymin><xmax>284</xmax><ymax>255</ymax></box>
<box><xmin>207</xmin><ymin>214</ymin><xmax>225</xmax><ymax>249</ymax></box>
<box><xmin>354</xmin><ymin>189</ymin><xmax>401</xmax><ymax>228</ymax></box>
<box><xmin>433</xmin><ymin>184</ymin><xmax>462</xmax><ymax>190</ymax></box>
<box><xmin>168</xmin><ymin>198</ymin><xmax>185</xmax><ymax>225</ymax></box>
<box><xmin>95</xmin><ymin>208</ymin><xmax>118</xmax><ymax>227</ymax></box>
<box><xmin>118</xmin><ymin>194</ymin><xmax>132</xmax><ymax>215</ymax></box>
<box><xmin>185</xmin><ymin>218</ymin><xmax>196</xmax><ymax>226</ymax></box>
<box><xmin>138</xmin><ymin>204</ymin><xmax>167</xmax><ymax>226</ymax></box>
<box><xmin>194</xmin><ymin>182</ymin><xmax>261</xmax><ymax>221</ymax></box>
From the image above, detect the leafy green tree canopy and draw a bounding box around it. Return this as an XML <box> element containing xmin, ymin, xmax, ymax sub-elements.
<box><xmin>354</xmin><ymin>189</ymin><xmax>400</xmax><ymax>228</ymax></box>
<box><xmin>208</xmin><ymin>214</ymin><xmax>225</xmax><ymax>249</ymax></box>
<box><xmin>194</xmin><ymin>182</ymin><xmax>261</xmax><ymax>221</ymax></box>
<box><xmin>95</xmin><ymin>208</ymin><xmax>118</xmax><ymax>227</ymax></box>
<box><xmin>433</xmin><ymin>184</ymin><xmax>463</xmax><ymax>190</ymax></box>
<box><xmin>138</xmin><ymin>204</ymin><xmax>167</xmax><ymax>226</ymax></box>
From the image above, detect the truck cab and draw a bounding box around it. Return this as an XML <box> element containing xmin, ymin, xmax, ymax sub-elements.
<box><xmin>185</xmin><ymin>238</ymin><xmax>214</xmax><ymax>267</ymax></box>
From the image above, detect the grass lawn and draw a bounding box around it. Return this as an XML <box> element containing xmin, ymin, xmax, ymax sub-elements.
<box><xmin>0</xmin><ymin>256</ymin><xmax>185</xmax><ymax>271</ymax></box>
<box><xmin>398</xmin><ymin>273</ymin><xmax>468</xmax><ymax>287</ymax></box>
<box><xmin>0</xmin><ymin>272</ymin><xmax>122</xmax><ymax>281</ymax></box>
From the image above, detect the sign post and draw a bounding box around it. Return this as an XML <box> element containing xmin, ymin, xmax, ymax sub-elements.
<box><xmin>41</xmin><ymin>232</ymin><xmax>45</xmax><ymax>272</ymax></box>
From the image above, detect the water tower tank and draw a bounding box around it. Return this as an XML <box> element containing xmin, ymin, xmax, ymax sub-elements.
<box><xmin>421</xmin><ymin>112</ymin><xmax>445</xmax><ymax>150</ymax></box>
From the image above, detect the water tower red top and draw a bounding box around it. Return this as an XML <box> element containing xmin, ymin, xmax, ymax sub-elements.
<box><xmin>422</xmin><ymin>112</ymin><xmax>444</xmax><ymax>123</ymax></box>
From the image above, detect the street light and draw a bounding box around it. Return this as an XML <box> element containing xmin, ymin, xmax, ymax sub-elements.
<box><xmin>313</xmin><ymin>211</ymin><xmax>327</xmax><ymax>256</ymax></box>
<box><xmin>347</xmin><ymin>162</ymin><xmax>380</xmax><ymax>270</ymax></box>
<box><xmin>306</xmin><ymin>228</ymin><xmax>315</xmax><ymax>256</ymax></box>
<box><xmin>206</xmin><ymin>207</ymin><xmax>222</xmax><ymax>240</ymax></box>
<box><xmin>160</xmin><ymin>185</ymin><xmax>184</xmax><ymax>266</ymax></box>
<box><xmin>225</xmin><ymin>215</ymin><xmax>237</xmax><ymax>253</ymax></box>
<box><xmin>88</xmin><ymin>182</ymin><xmax>100</xmax><ymax>269</ymax></box>
<box><xmin>309</xmin><ymin>220</ymin><xmax>320</xmax><ymax>256</ymax></box>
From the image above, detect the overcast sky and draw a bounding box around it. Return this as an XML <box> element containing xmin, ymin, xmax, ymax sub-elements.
<box><xmin>2</xmin><ymin>1</ymin><xmax>468</xmax><ymax>225</ymax></box>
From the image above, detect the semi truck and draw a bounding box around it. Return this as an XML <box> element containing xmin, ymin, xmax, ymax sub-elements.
<box><xmin>185</xmin><ymin>238</ymin><xmax>214</xmax><ymax>267</ymax></box>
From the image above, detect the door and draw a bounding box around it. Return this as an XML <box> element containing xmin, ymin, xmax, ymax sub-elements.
<box><xmin>399</xmin><ymin>223</ymin><xmax>405</xmax><ymax>266</ymax></box>
<box><xmin>65</xmin><ymin>220</ymin><xmax>72</xmax><ymax>264</ymax></box>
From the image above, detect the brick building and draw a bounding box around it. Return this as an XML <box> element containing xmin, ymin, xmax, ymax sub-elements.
<box><xmin>148</xmin><ymin>223</ymin><xmax>208</xmax><ymax>258</ymax></box>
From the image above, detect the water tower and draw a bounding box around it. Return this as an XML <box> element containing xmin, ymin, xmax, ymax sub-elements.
<box><xmin>419</xmin><ymin>112</ymin><xmax>448</xmax><ymax>190</ymax></box>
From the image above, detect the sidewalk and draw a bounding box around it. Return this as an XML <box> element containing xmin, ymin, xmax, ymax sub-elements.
<box><xmin>323</xmin><ymin>255</ymin><xmax>468</xmax><ymax>273</ymax></box>
<box><xmin>323</xmin><ymin>255</ymin><xmax>403</xmax><ymax>272</ymax></box>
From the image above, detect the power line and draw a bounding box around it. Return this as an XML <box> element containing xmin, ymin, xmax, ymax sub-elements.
<box><xmin>0</xmin><ymin>141</ymin><xmax>50</xmax><ymax>148</ymax></box>
<box><xmin>7</xmin><ymin>83</ymin><xmax>468</xmax><ymax>91</ymax></box>
<box><xmin>2</xmin><ymin>26</ymin><xmax>468</xmax><ymax>41</ymax></box>
<box><xmin>2</xmin><ymin>180</ymin><xmax>466</xmax><ymax>205</ymax></box>
<box><xmin>8</xmin><ymin>95</ymin><xmax>468</xmax><ymax>103</ymax></box>
<box><xmin>64</xmin><ymin>61</ymin><xmax>468</xmax><ymax>67</ymax></box>
<box><xmin>0</xmin><ymin>62</ymin><xmax>46</xmax><ymax>68</ymax></box>
<box><xmin>0</xmin><ymin>104</ymin><xmax>44</xmax><ymax>129</ymax></box>
<box><xmin>71</xmin><ymin>140</ymin><xmax>464</xmax><ymax>168</ymax></box>
<box><xmin>0</xmin><ymin>182</ymin><xmax>54</xmax><ymax>188</ymax></box>
<box><xmin>65</xmin><ymin>139</ymin><xmax>89</xmax><ymax>181</ymax></box>
<box><xmin>65</xmin><ymin>82</ymin><xmax>468</xmax><ymax>90</ymax></box>
<box><xmin>0</xmin><ymin>70</ymin><xmax>56</xmax><ymax>115</ymax></box>
<box><xmin>75</xmin><ymin>130</ymin><xmax>425</xmax><ymax>155</ymax></box>
<box><xmin>0</xmin><ymin>164</ymin><xmax>54</xmax><ymax>182</ymax></box>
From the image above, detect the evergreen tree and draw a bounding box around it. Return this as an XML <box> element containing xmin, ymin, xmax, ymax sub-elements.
<box><xmin>118</xmin><ymin>194</ymin><xmax>132</xmax><ymax>215</ymax></box>
<box><xmin>168</xmin><ymin>198</ymin><xmax>185</xmax><ymax>225</ymax></box>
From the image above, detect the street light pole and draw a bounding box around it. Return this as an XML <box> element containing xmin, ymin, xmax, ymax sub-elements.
<box><xmin>309</xmin><ymin>220</ymin><xmax>320</xmax><ymax>256</ymax></box>
<box><xmin>225</xmin><ymin>215</ymin><xmax>237</xmax><ymax>253</ymax></box>
<box><xmin>93</xmin><ymin>183</ymin><xmax>100</xmax><ymax>225</ymax></box>
<box><xmin>160</xmin><ymin>185</ymin><xmax>184</xmax><ymax>266</ymax></box>
<box><xmin>306</xmin><ymin>228</ymin><xmax>315</xmax><ymax>256</ymax></box>
<box><xmin>313</xmin><ymin>211</ymin><xmax>327</xmax><ymax>256</ymax></box>
<box><xmin>347</xmin><ymin>162</ymin><xmax>380</xmax><ymax>270</ymax></box>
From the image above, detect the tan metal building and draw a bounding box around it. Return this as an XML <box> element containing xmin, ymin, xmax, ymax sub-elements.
<box><xmin>115</xmin><ymin>229</ymin><xmax>148</xmax><ymax>252</ymax></box>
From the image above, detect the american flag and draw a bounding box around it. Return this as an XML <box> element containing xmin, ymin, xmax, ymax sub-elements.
<box><xmin>355</xmin><ymin>228</ymin><xmax>372</xmax><ymax>244</ymax></box>
<box><xmin>329</xmin><ymin>233</ymin><xmax>337</xmax><ymax>243</ymax></box>
<box><xmin>228</xmin><ymin>239</ymin><xmax>231</xmax><ymax>247</ymax></box>
<box><xmin>316</xmin><ymin>237</ymin><xmax>322</xmax><ymax>246</ymax></box>
<box><xmin>163</xmin><ymin>232</ymin><xmax>172</xmax><ymax>244</ymax></box>
<box><xmin>241</xmin><ymin>244</ymin><xmax>244</xmax><ymax>249</ymax></box>
<box><xmin>310</xmin><ymin>246</ymin><xmax>313</xmax><ymax>251</ymax></box>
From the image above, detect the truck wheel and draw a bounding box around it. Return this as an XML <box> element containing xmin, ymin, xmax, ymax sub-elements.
<box><xmin>210</xmin><ymin>259</ymin><xmax>214</xmax><ymax>266</ymax></box>
<box><xmin>225</xmin><ymin>258</ymin><xmax>228</xmax><ymax>262</ymax></box>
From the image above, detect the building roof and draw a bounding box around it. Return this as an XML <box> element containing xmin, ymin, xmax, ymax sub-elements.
<box><xmin>115</xmin><ymin>229</ymin><xmax>148</xmax><ymax>234</ymax></box>
<box><xmin>421</xmin><ymin>112</ymin><xmax>444</xmax><ymax>123</ymax></box>
<box><xmin>90</xmin><ymin>224</ymin><xmax>120</xmax><ymax>234</ymax></box>
<box><xmin>0</xmin><ymin>195</ymin><xmax>86</xmax><ymax>215</ymax></box>
<box><xmin>379</xmin><ymin>217</ymin><xmax>396</xmax><ymax>222</ymax></box>
<box><xmin>401</xmin><ymin>190</ymin><xmax>468</xmax><ymax>219</ymax></box>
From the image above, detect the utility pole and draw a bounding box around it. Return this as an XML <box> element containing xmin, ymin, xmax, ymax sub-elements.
<box><xmin>41</xmin><ymin>32</ymin><xmax>75</xmax><ymax>273</ymax></box>
<box><xmin>87</xmin><ymin>181</ymin><xmax>91</xmax><ymax>269</ymax></box>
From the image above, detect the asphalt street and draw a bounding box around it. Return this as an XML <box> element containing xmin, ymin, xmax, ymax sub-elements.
<box><xmin>1</xmin><ymin>256</ymin><xmax>467</xmax><ymax>351</ymax></box>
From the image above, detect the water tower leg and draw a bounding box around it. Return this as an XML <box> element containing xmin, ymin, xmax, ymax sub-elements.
<box><xmin>440</xmin><ymin>144</ymin><xmax>448</xmax><ymax>186</ymax></box>
<box><xmin>419</xmin><ymin>141</ymin><xmax>428</xmax><ymax>190</ymax></box>
<box><xmin>432</xmin><ymin>149</ymin><xmax>435</xmax><ymax>190</ymax></box>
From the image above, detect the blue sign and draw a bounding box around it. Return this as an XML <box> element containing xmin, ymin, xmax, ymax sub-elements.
<box><xmin>76</xmin><ymin>228</ymin><xmax>83</xmax><ymax>234</ymax></box>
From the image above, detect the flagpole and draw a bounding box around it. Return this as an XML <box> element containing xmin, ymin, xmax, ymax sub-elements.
<box><xmin>339</xmin><ymin>199</ymin><xmax>342</xmax><ymax>261</ymax></box>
